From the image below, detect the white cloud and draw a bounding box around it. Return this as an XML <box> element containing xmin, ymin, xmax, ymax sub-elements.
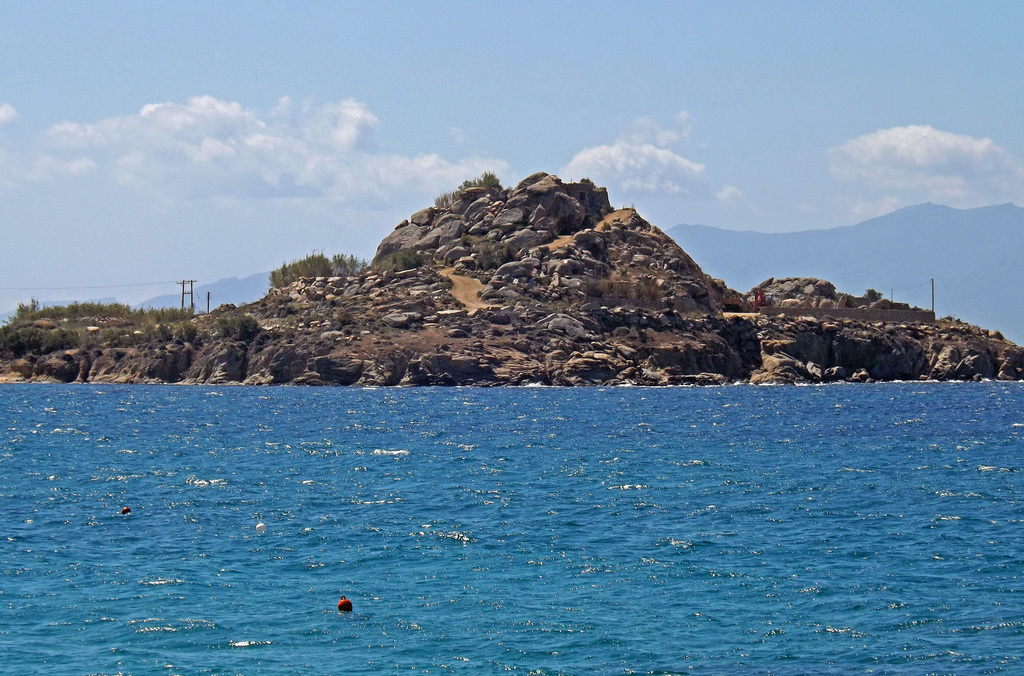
<box><xmin>829</xmin><ymin>125</ymin><xmax>1024</xmax><ymax>205</ymax></box>
<box><xmin>675</xmin><ymin>111</ymin><xmax>694</xmax><ymax>143</ymax></box>
<box><xmin>26</xmin><ymin>155</ymin><xmax>97</xmax><ymax>181</ymax></box>
<box><xmin>716</xmin><ymin>184</ymin><xmax>743</xmax><ymax>202</ymax></box>
<box><xmin>621</xmin><ymin>116</ymin><xmax>686</xmax><ymax>147</ymax></box>
<box><xmin>28</xmin><ymin>95</ymin><xmax>508</xmax><ymax>206</ymax></box>
<box><xmin>843</xmin><ymin>196</ymin><xmax>905</xmax><ymax>221</ymax></box>
<box><xmin>0</xmin><ymin>103</ymin><xmax>17</xmax><ymax>126</ymax></box>
<box><xmin>564</xmin><ymin>143</ymin><xmax>706</xmax><ymax>196</ymax></box>
<box><xmin>562</xmin><ymin>112</ymin><xmax>710</xmax><ymax>199</ymax></box>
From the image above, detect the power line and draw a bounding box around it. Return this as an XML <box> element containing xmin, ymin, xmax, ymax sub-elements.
<box><xmin>0</xmin><ymin>281</ymin><xmax>178</xmax><ymax>291</ymax></box>
<box><xmin>890</xmin><ymin>279</ymin><xmax>933</xmax><ymax>292</ymax></box>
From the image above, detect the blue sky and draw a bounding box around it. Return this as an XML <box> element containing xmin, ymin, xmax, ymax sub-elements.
<box><xmin>2</xmin><ymin>1</ymin><xmax>1023</xmax><ymax>309</ymax></box>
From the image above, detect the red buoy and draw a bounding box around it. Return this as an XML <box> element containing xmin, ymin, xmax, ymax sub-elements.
<box><xmin>337</xmin><ymin>596</ymin><xmax>353</xmax><ymax>612</ymax></box>
<box><xmin>121</xmin><ymin>506</ymin><xmax>131</xmax><ymax>515</ymax></box>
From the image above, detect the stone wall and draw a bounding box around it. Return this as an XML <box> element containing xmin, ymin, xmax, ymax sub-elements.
<box><xmin>759</xmin><ymin>306</ymin><xmax>936</xmax><ymax>323</ymax></box>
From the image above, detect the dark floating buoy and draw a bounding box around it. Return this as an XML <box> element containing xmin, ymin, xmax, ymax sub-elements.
<box><xmin>337</xmin><ymin>596</ymin><xmax>353</xmax><ymax>612</ymax></box>
<box><xmin>121</xmin><ymin>506</ymin><xmax>131</xmax><ymax>515</ymax></box>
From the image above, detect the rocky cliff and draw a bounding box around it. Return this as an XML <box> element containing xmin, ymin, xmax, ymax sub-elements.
<box><xmin>3</xmin><ymin>173</ymin><xmax>1022</xmax><ymax>386</ymax></box>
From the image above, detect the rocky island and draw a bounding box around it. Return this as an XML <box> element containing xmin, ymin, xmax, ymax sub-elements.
<box><xmin>2</xmin><ymin>172</ymin><xmax>1022</xmax><ymax>385</ymax></box>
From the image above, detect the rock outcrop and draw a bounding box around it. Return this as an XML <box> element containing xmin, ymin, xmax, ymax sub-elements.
<box><xmin>2</xmin><ymin>174</ymin><xmax>1022</xmax><ymax>386</ymax></box>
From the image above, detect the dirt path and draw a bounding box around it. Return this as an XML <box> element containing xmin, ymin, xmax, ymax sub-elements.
<box><xmin>596</xmin><ymin>208</ymin><xmax>636</xmax><ymax>231</ymax></box>
<box><xmin>544</xmin><ymin>208</ymin><xmax>635</xmax><ymax>251</ymax></box>
<box><xmin>439</xmin><ymin>267</ymin><xmax>494</xmax><ymax>314</ymax></box>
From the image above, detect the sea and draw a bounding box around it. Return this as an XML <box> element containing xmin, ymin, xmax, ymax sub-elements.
<box><xmin>2</xmin><ymin>382</ymin><xmax>1024</xmax><ymax>675</ymax></box>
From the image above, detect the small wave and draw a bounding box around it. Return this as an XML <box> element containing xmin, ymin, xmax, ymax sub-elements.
<box><xmin>372</xmin><ymin>449</ymin><xmax>409</xmax><ymax>456</ymax></box>
<box><xmin>186</xmin><ymin>476</ymin><xmax>228</xmax><ymax>487</ymax></box>
<box><xmin>978</xmin><ymin>465</ymin><xmax>1013</xmax><ymax>473</ymax></box>
<box><xmin>664</xmin><ymin>538</ymin><xmax>693</xmax><ymax>548</ymax></box>
<box><xmin>139</xmin><ymin>577</ymin><xmax>183</xmax><ymax>586</ymax></box>
<box><xmin>230</xmin><ymin>640</ymin><xmax>272</xmax><ymax>648</ymax></box>
<box><xmin>894</xmin><ymin>418</ymin><xmax>924</xmax><ymax>426</ymax></box>
<box><xmin>128</xmin><ymin>617</ymin><xmax>216</xmax><ymax>634</ymax></box>
<box><xmin>438</xmin><ymin>530</ymin><xmax>476</xmax><ymax>543</ymax></box>
<box><xmin>947</xmin><ymin>620</ymin><xmax>1024</xmax><ymax>634</ymax></box>
<box><xmin>608</xmin><ymin>484</ymin><xmax>648</xmax><ymax>490</ymax></box>
<box><xmin>841</xmin><ymin>467</ymin><xmax>875</xmax><ymax>473</ymax></box>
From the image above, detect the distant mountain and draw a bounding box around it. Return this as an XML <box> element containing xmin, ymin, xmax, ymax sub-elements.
<box><xmin>136</xmin><ymin>272</ymin><xmax>269</xmax><ymax>312</ymax></box>
<box><xmin>668</xmin><ymin>202</ymin><xmax>1024</xmax><ymax>343</ymax></box>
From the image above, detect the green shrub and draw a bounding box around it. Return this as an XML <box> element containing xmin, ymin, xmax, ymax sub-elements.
<box><xmin>269</xmin><ymin>251</ymin><xmax>368</xmax><ymax>289</ymax></box>
<box><xmin>0</xmin><ymin>325</ymin><xmax>83</xmax><ymax>357</ymax></box>
<box><xmin>458</xmin><ymin>171</ymin><xmax>502</xmax><ymax>191</ymax></box>
<box><xmin>587</xmin><ymin>277</ymin><xmax>663</xmax><ymax>302</ymax></box>
<box><xmin>475</xmin><ymin>242</ymin><xmax>518</xmax><ymax>270</ymax></box>
<box><xmin>216</xmin><ymin>314</ymin><xmax>261</xmax><ymax>342</ymax></box>
<box><xmin>434</xmin><ymin>191</ymin><xmax>457</xmax><ymax>209</ymax></box>
<box><xmin>0</xmin><ymin>326</ymin><xmax>45</xmax><ymax>357</ymax></box>
<box><xmin>147</xmin><ymin>323</ymin><xmax>173</xmax><ymax>343</ymax></box>
<box><xmin>374</xmin><ymin>249</ymin><xmax>424</xmax><ymax>271</ymax></box>
<box><xmin>172</xmin><ymin>321</ymin><xmax>199</xmax><ymax>343</ymax></box>
<box><xmin>42</xmin><ymin>327</ymin><xmax>82</xmax><ymax>352</ymax></box>
<box><xmin>331</xmin><ymin>253</ymin><xmax>367</xmax><ymax>277</ymax></box>
<box><xmin>12</xmin><ymin>300</ymin><xmax>192</xmax><ymax>324</ymax></box>
<box><xmin>865</xmin><ymin>288</ymin><xmax>883</xmax><ymax>303</ymax></box>
<box><xmin>433</xmin><ymin>171</ymin><xmax>503</xmax><ymax>209</ymax></box>
<box><xmin>100</xmin><ymin>328</ymin><xmax>146</xmax><ymax>348</ymax></box>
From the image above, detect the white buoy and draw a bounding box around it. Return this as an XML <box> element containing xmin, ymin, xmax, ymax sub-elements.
<box><xmin>255</xmin><ymin>522</ymin><xmax>267</xmax><ymax>535</ymax></box>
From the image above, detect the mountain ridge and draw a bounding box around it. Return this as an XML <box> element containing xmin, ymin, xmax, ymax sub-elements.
<box><xmin>134</xmin><ymin>272</ymin><xmax>270</xmax><ymax>312</ymax></box>
<box><xmin>669</xmin><ymin>202</ymin><xmax>1024</xmax><ymax>343</ymax></box>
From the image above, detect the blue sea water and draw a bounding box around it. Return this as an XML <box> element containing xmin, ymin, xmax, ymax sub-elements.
<box><xmin>2</xmin><ymin>383</ymin><xmax>1024</xmax><ymax>675</ymax></box>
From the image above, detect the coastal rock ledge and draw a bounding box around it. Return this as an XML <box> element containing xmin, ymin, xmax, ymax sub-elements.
<box><xmin>3</xmin><ymin>173</ymin><xmax>1022</xmax><ymax>386</ymax></box>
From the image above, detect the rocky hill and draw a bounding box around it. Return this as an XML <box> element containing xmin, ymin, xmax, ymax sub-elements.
<box><xmin>2</xmin><ymin>173</ymin><xmax>1023</xmax><ymax>385</ymax></box>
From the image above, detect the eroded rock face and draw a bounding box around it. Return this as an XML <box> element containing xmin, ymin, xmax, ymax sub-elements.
<box><xmin>187</xmin><ymin>341</ymin><xmax>248</xmax><ymax>384</ymax></box>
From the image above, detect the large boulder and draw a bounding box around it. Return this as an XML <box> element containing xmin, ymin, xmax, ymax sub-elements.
<box><xmin>188</xmin><ymin>341</ymin><xmax>248</xmax><ymax>384</ymax></box>
<box><xmin>309</xmin><ymin>354</ymin><xmax>364</xmax><ymax>385</ymax></box>
<box><xmin>245</xmin><ymin>344</ymin><xmax>308</xmax><ymax>384</ymax></box>
<box><xmin>373</xmin><ymin>221</ymin><xmax>425</xmax><ymax>262</ymax></box>
<box><xmin>404</xmin><ymin>352</ymin><xmax>496</xmax><ymax>385</ymax></box>
<box><xmin>33</xmin><ymin>352</ymin><xmax>80</xmax><ymax>383</ymax></box>
<box><xmin>492</xmin><ymin>207</ymin><xmax>526</xmax><ymax>232</ymax></box>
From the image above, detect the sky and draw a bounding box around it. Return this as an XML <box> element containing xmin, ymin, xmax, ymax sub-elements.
<box><xmin>2</xmin><ymin>1</ymin><xmax>1023</xmax><ymax>310</ymax></box>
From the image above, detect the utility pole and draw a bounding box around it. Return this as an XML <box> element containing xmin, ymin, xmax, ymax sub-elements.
<box><xmin>179</xmin><ymin>279</ymin><xmax>197</xmax><ymax>311</ymax></box>
<box><xmin>207</xmin><ymin>291</ymin><xmax>211</xmax><ymax>314</ymax></box>
<box><xmin>931</xmin><ymin>278</ymin><xmax>935</xmax><ymax>314</ymax></box>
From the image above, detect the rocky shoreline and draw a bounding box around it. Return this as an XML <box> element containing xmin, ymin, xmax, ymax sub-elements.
<box><xmin>3</xmin><ymin>173</ymin><xmax>1022</xmax><ymax>386</ymax></box>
